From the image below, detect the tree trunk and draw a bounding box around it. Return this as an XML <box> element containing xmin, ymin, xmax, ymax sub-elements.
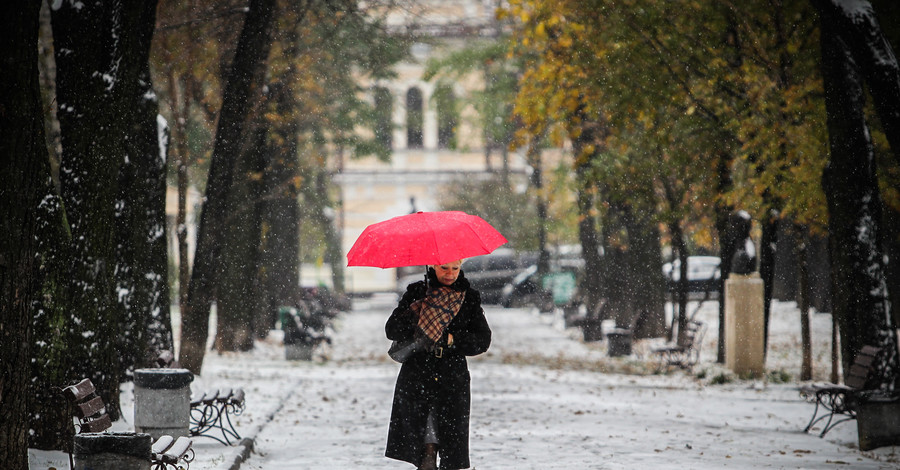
<box><xmin>115</xmin><ymin>0</ymin><xmax>172</xmax><ymax>376</ymax></box>
<box><xmin>259</xmin><ymin>79</ymin><xmax>301</xmax><ymax>337</ymax></box>
<box><xmin>795</xmin><ymin>224</ymin><xmax>813</xmax><ymax>381</ymax></box>
<box><xmin>669</xmin><ymin>221</ymin><xmax>690</xmax><ymax>345</ymax></box>
<box><xmin>815</xmin><ymin>0</ymin><xmax>898</xmax><ymax>383</ymax></box>
<box><xmin>572</xmin><ymin>115</ymin><xmax>606</xmax><ymax>324</ymax></box>
<box><xmin>217</xmin><ymin>126</ymin><xmax>266</xmax><ymax>352</ymax></box>
<box><xmin>0</xmin><ymin>0</ymin><xmax>62</xmax><ymax>464</ymax></box>
<box><xmin>714</xmin><ymin>151</ymin><xmax>735</xmax><ymax>363</ymax></box>
<box><xmin>52</xmin><ymin>0</ymin><xmax>162</xmax><ymax>420</ymax></box>
<box><xmin>816</xmin><ymin>0</ymin><xmax>900</xmax><ymax>328</ymax></box>
<box><xmin>758</xmin><ymin>210</ymin><xmax>778</xmax><ymax>358</ymax></box>
<box><xmin>315</xmin><ymin>169</ymin><xmax>345</xmax><ymax>294</ymax></box>
<box><xmin>181</xmin><ymin>0</ymin><xmax>277</xmax><ymax>373</ymax></box>
<box><xmin>625</xmin><ymin>208</ymin><xmax>666</xmax><ymax>338</ymax></box>
<box><xmin>527</xmin><ymin>140</ymin><xmax>550</xmax><ymax>275</ymax></box>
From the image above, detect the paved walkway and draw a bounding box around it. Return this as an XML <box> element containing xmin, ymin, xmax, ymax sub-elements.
<box><xmin>198</xmin><ymin>296</ymin><xmax>894</xmax><ymax>470</ymax></box>
<box><xmin>28</xmin><ymin>296</ymin><xmax>898</xmax><ymax>469</ymax></box>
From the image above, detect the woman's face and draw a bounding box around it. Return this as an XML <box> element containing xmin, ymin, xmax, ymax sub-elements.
<box><xmin>433</xmin><ymin>260</ymin><xmax>463</xmax><ymax>286</ymax></box>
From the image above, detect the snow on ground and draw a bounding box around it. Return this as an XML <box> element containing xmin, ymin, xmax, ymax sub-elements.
<box><xmin>30</xmin><ymin>296</ymin><xmax>900</xmax><ymax>469</ymax></box>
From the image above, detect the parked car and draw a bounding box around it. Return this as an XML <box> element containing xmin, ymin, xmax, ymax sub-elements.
<box><xmin>500</xmin><ymin>261</ymin><xmax>581</xmax><ymax>310</ymax></box>
<box><xmin>662</xmin><ymin>255</ymin><xmax>721</xmax><ymax>295</ymax></box>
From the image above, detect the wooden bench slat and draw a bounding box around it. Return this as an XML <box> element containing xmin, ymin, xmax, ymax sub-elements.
<box><xmin>161</xmin><ymin>436</ymin><xmax>193</xmax><ymax>463</ymax></box>
<box><xmin>216</xmin><ymin>388</ymin><xmax>233</xmax><ymax>403</ymax></box>
<box><xmin>231</xmin><ymin>388</ymin><xmax>245</xmax><ymax>406</ymax></box>
<box><xmin>81</xmin><ymin>414</ymin><xmax>112</xmax><ymax>433</ymax></box>
<box><xmin>202</xmin><ymin>389</ymin><xmax>219</xmax><ymax>405</ymax></box>
<box><xmin>63</xmin><ymin>379</ymin><xmax>96</xmax><ymax>402</ymax></box>
<box><xmin>151</xmin><ymin>435</ymin><xmax>174</xmax><ymax>455</ymax></box>
<box><xmin>74</xmin><ymin>395</ymin><xmax>106</xmax><ymax>419</ymax></box>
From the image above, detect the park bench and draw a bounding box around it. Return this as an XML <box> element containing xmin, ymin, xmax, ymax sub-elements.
<box><xmin>155</xmin><ymin>350</ymin><xmax>246</xmax><ymax>446</ymax></box>
<box><xmin>189</xmin><ymin>387</ymin><xmax>246</xmax><ymax>445</ymax></box>
<box><xmin>651</xmin><ymin>320</ymin><xmax>706</xmax><ymax>372</ymax></box>
<box><xmin>799</xmin><ymin>345</ymin><xmax>881</xmax><ymax>437</ymax></box>
<box><xmin>62</xmin><ymin>378</ymin><xmax>194</xmax><ymax>470</ymax></box>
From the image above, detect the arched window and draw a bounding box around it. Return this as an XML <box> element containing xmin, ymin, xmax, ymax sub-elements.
<box><xmin>406</xmin><ymin>87</ymin><xmax>423</xmax><ymax>149</ymax></box>
<box><xmin>435</xmin><ymin>84</ymin><xmax>457</xmax><ymax>149</ymax></box>
<box><xmin>373</xmin><ymin>87</ymin><xmax>393</xmax><ymax>150</ymax></box>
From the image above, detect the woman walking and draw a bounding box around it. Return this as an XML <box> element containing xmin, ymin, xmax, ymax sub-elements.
<box><xmin>385</xmin><ymin>260</ymin><xmax>492</xmax><ymax>470</ymax></box>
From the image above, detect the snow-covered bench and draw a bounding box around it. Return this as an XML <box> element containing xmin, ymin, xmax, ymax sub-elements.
<box><xmin>62</xmin><ymin>378</ymin><xmax>194</xmax><ymax>470</ymax></box>
<box><xmin>651</xmin><ymin>320</ymin><xmax>706</xmax><ymax>372</ymax></box>
<box><xmin>799</xmin><ymin>345</ymin><xmax>881</xmax><ymax>437</ymax></box>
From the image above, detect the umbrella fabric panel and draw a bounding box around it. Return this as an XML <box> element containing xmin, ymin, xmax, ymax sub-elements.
<box><xmin>346</xmin><ymin>211</ymin><xmax>507</xmax><ymax>268</ymax></box>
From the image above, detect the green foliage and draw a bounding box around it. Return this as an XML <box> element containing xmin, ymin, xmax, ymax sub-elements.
<box><xmin>437</xmin><ymin>174</ymin><xmax>540</xmax><ymax>251</ymax></box>
<box><xmin>766</xmin><ymin>369</ymin><xmax>792</xmax><ymax>384</ymax></box>
<box><xmin>424</xmin><ymin>40</ymin><xmax>519</xmax><ymax>152</ymax></box>
<box><xmin>502</xmin><ymin>0</ymin><xmax>829</xmax><ymax>252</ymax></box>
<box><xmin>709</xmin><ymin>372</ymin><xmax>735</xmax><ymax>385</ymax></box>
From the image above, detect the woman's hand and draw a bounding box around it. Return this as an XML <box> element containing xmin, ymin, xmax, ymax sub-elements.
<box><xmin>447</xmin><ymin>334</ymin><xmax>454</xmax><ymax>347</ymax></box>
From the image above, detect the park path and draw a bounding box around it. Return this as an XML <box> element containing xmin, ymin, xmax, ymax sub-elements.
<box><xmin>224</xmin><ymin>296</ymin><xmax>893</xmax><ymax>470</ymax></box>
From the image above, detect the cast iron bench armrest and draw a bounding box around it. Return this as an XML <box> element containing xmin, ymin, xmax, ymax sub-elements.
<box><xmin>190</xmin><ymin>387</ymin><xmax>245</xmax><ymax>445</ymax></box>
<box><xmin>799</xmin><ymin>345</ymin><xmax>881</xmax><ymax>437</ymax></box>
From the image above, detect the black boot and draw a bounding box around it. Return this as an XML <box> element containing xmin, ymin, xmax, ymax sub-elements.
<box><xmin>418</xmin><ymin>444</ymin><xmax>437</xmax><ymax>470</ymax></box>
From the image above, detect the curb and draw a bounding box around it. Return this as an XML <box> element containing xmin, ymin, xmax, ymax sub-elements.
<box><xmin>214</xmin><ymin>380</ymin><xmax>302</xmax><ymax>470</ymax></box>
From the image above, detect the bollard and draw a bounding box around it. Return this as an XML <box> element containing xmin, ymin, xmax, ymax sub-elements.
<box><xmin>606</xmin><ymin>329</ymin><xmax>633</xmax><ymax>357</ymax></box>
<box><xmin>724</xmin><ymin>272</ymin><xmax>765</xmax><ymax>377</ymax></box>
<box><xmin>73</xmin><ymin>432</ymin><xmax>151</xmax><ymax>470</ymax></box>
<box><xmin>134</xmin><ymin>368</ymin><xmax>193</xmax><ymax>440</ymax></box>
<box><xmin>857</xmin><ymin>395</ymin><xmax>900</xmax><ymax>450</ymax></box>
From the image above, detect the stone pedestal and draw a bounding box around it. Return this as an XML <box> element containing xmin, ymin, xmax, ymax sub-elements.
<box><xmin>724</xmin><ymin>272</ymin><xmax>765</xmax><ymax>377</ymax></box>
<box><xmin>74</xmin><ymin>432</ymin><xmax>151</xmax><ymax>470</ymax></box>
<box><xmin>857</xmin><ymin>396</ymin><xmax>900</xmax><ymax>451</ymax></box>
<box><xmin>134</xmin><ymin>368</ymin><xmax>193</xmax><ymax>440</ymax></box>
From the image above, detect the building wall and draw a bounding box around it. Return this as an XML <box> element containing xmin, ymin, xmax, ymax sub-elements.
<box><xmin>338</xmin><ymin>0</ymin><xmax>527</xmax><ymax>292</ymax></box>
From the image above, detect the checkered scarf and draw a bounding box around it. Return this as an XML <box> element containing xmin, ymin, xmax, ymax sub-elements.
<box><xmin>412</xmin><ymin>286</ymin><xmax>466</xmax><ymax>343</ymax></box>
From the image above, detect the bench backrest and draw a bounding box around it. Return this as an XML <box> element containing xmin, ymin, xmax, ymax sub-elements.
<box><xmin>845</xmin><ymin>345</ymin><xmax>881</xmax><ymax>390</ymax></box>
<box><xmin>62</xmin><ymin>378</ymin><xmax>112</xmax><ymax>433</ymax></box>
<box><xmin>678</xmin><ymin>320</ymin><xmax>705</xmax><ymax>348</ymax></box>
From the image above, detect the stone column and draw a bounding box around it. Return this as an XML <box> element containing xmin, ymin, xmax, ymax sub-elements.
<box><xmin>73</xmin><ymin>432</ymin><xmax>151</xmax><ymax>470</ymax></box>
<box><xmin>134</xmin><ymin>368</ymin><xmax>193</xmax><ymax>440</ymax></box>
<box><xmin>724</xmin><ymin>272</ymin><xmax>765</xmax><ymax>377</ymax></box>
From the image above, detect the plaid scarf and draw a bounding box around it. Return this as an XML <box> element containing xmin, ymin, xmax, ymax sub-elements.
<box><xmin>412</xmin><ymin>286</ymin><xmax>466</xmax><ymax>343</ymax></box>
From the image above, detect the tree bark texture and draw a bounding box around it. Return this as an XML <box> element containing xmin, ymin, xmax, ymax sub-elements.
<box><xmin>0</xmin><ymin>1</ymin><xmax>55</xmax><ymax>465</ymax></box>
<box><xmin>181</xmin><ymin>0</ymin><xmax>277</xmax><ymax>372</ymax></box>
<box><xmin>815</xmin><ymin>0</ymin><xmax>898</xmax><ymax>385</ymax></box>
<box><xmin>114</xmin><ymin>0</ymin><xmax>172</xmax><ymax>376</ymax></box>
<box><xmin>795</xmin><ymin>225</ymin><xmax>813</xmax><ymax>381</ymax></box>
<box><xmin>259</xmin><ymin>78</ymin><xmax>301</xmax><ymax>337</ymax></box>
<box><xmin>621</xmin><ymin>204</ymin><xmax>667</xmax><ymax>338</ymax></box>
<box><xmin>714</xmin><ymin>151</ymin><xmax>735</xmax><ymax>363</ymax></box>
<box><xmin>815</xmin><ymin>1</ymin><xmax>900</xmax><ymax>163</ymax></box>
<box><xmin>216</xmin><ymin>124</ymin><xmax>266</xmax><ymax>352</ymax></box>
<box><xmin>572</xmin><ymin>115</ymin><xmax>606</xmax><ymax>327</ymax></box>
<box><xmin>759</xmin><ymin>211</ymin><xmax>778</xmax><ymax>358</ymax></box>
<box><xmin>52</xmin><ymin>0</ymin><xmax>140</xmax><ymax>421</ymax></box>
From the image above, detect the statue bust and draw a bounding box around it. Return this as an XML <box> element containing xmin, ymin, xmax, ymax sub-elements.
<box><xmin>729</xmin><ymin>211</ymin><xmax>757</xmax><ymax>275</ymax></box>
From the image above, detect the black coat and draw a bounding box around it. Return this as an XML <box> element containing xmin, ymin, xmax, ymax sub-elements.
<box><xmin>384</xmin><ymin>269</ymin><xmax>491</xmax><ymax>470</ymax></box>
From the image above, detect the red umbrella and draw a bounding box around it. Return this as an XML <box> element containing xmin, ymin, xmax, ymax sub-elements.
<box><xmin>346</xmin><ymin>211</ymin><xmax>507</xmax><ymax>268</ymax></box>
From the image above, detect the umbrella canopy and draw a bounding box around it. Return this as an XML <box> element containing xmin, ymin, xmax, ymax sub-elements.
<box><xmin>346</xmin><ymin>211</ymin><xmax>507</xmax><ymax>268</ymax></box>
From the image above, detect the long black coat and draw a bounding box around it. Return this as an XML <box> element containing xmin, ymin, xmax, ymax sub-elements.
<box><xmin>385</xmin><ymin>269</ymin><xmax>491</xmax><ymax>470</ymax></box>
